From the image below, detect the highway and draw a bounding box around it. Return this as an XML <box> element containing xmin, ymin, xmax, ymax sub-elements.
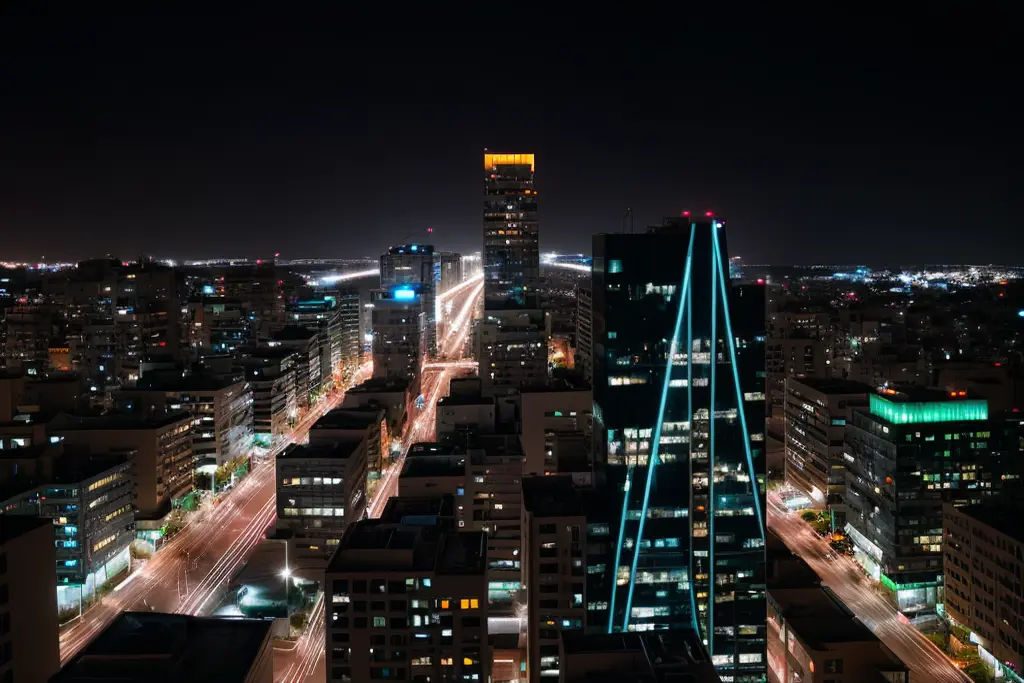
<box><xmin>768</xmin><ymin>495</ymin><xmax>970</xmax><ymax>683</ymax></box>
<box><xmin>58</xmin><ymin>362</ymin><xmax>372</xmax><ymax>664</ymax></box>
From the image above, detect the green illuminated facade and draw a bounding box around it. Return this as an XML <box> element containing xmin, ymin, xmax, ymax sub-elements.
<box><xmin>869</xmin><ymin>394</ymin><xmax>989</xmax><ymax>425</ymax></box>
<box><xmin>844</xmin><ymin>392</ymin><xmax>1020</xmax><ymax>616</ymax></box>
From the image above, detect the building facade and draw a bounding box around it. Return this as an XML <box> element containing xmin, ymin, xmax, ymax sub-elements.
<box><xmin>381</xmin><ymin>245</ymin><xmax>438</xmax><ymax>357</ymax></box>
<box><xmin>483</xmin><ymin>153</ymin><xmax>538</xmax><ymax>310</ymax></box>
<box><xmin>592</xmin><ymin>216</ymin><xmax>767</xmax><ymax>681</ymax></box>
<box><xmin>843</xmin><ymin>389</ymin><xmax>1009</xmax><ymax>615</ymax></box>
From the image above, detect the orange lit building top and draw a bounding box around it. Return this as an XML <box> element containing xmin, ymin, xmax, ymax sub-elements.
<box><xmin>484</xmin><ymin>153</ymin><xmax>535</xmax><ymax>172</ymax></box>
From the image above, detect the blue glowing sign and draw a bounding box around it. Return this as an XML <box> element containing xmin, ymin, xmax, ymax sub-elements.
<box><xmin>393</xmin><ymin>287</ymin><xmax>417</xmax><ymax>301</ymax></box>
<box><xmin>1018</xmin><ymin>309</ymin><xmax>1024</xmax><ymax>318</ymax></box>
<box><xmin>202</xmin><ymin>285</ymin><xmax>215</xmax><ymax>295</ymax></box>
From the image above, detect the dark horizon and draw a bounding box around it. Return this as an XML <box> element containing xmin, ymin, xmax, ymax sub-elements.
<box><xmin>1</xmin><ymin>11</ymin><xmax>1018</xmax><ymax>264</ymax></box>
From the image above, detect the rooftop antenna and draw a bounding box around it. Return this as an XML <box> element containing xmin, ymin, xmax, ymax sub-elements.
<box><xmin>622</xmin><ymin>207</ymin><xmax>633</xmax><ymax>234</ymax></box>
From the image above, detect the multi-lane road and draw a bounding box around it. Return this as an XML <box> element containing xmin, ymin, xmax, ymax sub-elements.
<box><xmin>277</xmin><ymin>275</ymin><xmax>483</xmax><ymax>682</ymax></box>
<box><xmin>59</xmin><ymin>363</ymin><xmax>373</xmax><ymax>664</ymax></box>
<box><xmin>768</xmin><ymin>495</ymin><xmax>970</xmax><ymax>683</ymax></box>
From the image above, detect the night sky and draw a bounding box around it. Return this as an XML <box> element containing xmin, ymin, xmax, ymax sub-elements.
<box><xmin>1</xmin><ymin>11</ymin><xmax>1018</xmax><ymax>265</ymax></box>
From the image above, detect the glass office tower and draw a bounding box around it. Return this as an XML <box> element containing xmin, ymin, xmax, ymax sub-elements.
<box><xmin>592</xmin><ymin>216</ymin><xmax>767</xmax><ymax>682</ymax></box>
<box><xmin>483</xmin><ymin>152</ymin><xmax>539</xmax><ymax>309</ymax></box>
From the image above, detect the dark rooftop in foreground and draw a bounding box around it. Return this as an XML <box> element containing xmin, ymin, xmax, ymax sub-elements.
<box><xmin>401</xmin><ymin>456</ymin><xmax>465</xmax><ymax>479</ymax></box>
<box><xmin>379</xmin><ymin>495</ymin><xmax>455</xmax><ymax>526</ymax></box>
<box><xmin>347</xmin><ymin>377</ymin><xmax>410</xmax><ymax>393</ymax></box>
<box><xmin>952</xmin><ymin>501</ymin><xmax>1024</xmax><ymax>544</ymax></box>
<box><xmin>560</xmin><ymin>630</ymin><xmax>719</xmax><ymax>683</ymax></box>
<box><xmin>312</xmin><ymin>407</ymin><xmax>384</xmax><ymax>430</ymax></box>
<box><xmin>53</xmin><ymin>611</ymin><xmax>272</xmax><ymax>683</ymax></box>
<box><xmin>789</xmin><ymin>376</ymin><xmax>873</xmax><ymax>395</ymax></box>
<box><xmin>49</xmin><ymin>411</ymin><xmax>191</xmax><ymax>432</ymax></box>
<box><xmin>0</xmin><ymin>515</ymin><xmax>51</xmax><ymax>546</ymax></box>
<box><xmin>769</xmin><ymin>586</ymin><xmax>878</xmax><ymax>649</ymax></box>
<box><xmin>523</xmin><ymin>475</ymin><xmax>585</xmax><ymax>518</ymax></box>
<box><xmin>328</xmin><ymin>519</ymin><xmax>485</xmax><ymax>575</ymax></box>
<box><xmin>278</xmin><ymin>438</ymin><xmax>364</xmax><ymax>462</ymax></box>
<box><xmin>135</xmin><ymin>373</ymin><xmax>244</xmax><ymax>392</ymax></box>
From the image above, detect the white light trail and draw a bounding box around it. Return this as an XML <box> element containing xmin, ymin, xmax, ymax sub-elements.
<box><xmin>318</xmin><ymin>268</ymin><xmax>380</xmax><ymax>285</ymax></box>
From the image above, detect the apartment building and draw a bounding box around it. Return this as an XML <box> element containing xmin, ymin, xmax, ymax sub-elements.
<box><xmin>117</xmin><ymin>372</ymin><xmax>253</xmax><ymax>470</ymax></box>
<box><xmin>50</xmin><ymin>412</ymin><xmax>192</xmax><ymax>521</ymax></box>
<box><xmin>276</xmin><ymin>438</ymin><xmax>367</xmax><ymax>563</ymax></box>
<box><xmin>238</xmin><ymin>347</ymin><xmax>297</xmax><ymax>451</ymax></box>
<box><xmin>309</xmin><ymin>407</ymin><xmax>388</xmax><ymax>472</ymax></box>
<box><xmin>944</xmin><ymin>501</ymin><xmax>1024</xmax><ymax>680</ymax></box>
<box><xmin>0</xmin><ymin>446</ymin><xmax>135</xmax><ymax>613</ymax></box>
<box><xmin>783</xmin><ymin>377</ymin><xmax>870</xmax><ymax>523</ymax></box>
<box><xmin>0</xmin><ymin>517</ymin><xmax>60</xmax><ymax>683</ymax></box>
<box><xmin>325</xmin><ymin>520</ymin><xmax>489</xmax><ymax>683</ymax></box>
<box><xmin>399</xmin><ymin>436</ymin><xmax>524</xmax><ymax>612</ymax></box>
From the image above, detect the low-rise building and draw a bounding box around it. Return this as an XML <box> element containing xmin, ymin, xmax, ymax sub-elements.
<box><xmin>325</xmin><ymin>520</ymin><xmax>489</xmax><ymax>683</ymax></box>
<box><xmin>53</xmin><ymin>611</ymin><xmax>274</xmax><ymax>683</ymax></box>
<box><xmin>50</xmin><ymin>411</ymin><xmax>192</xmax><ymax>522</ymax></box>
<box><xmin>309</xmin><ymin>407</ymin><xmax>388</xmax><ymax>472</ymax></box>
<box><xmin>943</xmin><ymin>501</ymin><xmax>1024</xmax><ymax>680</ymax></box>
<box><xmin>342</xmin><ymin>376</ymin><xmax>409</xmax><ymax>442</ymax></box>
<box><xmin>558</xmin><ymin>631</ymin><xmax>719</xmax><ymax>683</ymax></box>
<box><xmin>768</xmin><ymin>586</ymin><xmax>909</xmax><ymax>683</ymax></box>
<box><xmin>0</xmin><ymin>516</ymin><xmax>60</xmax><ymax>683</ymax></box>
<box><xmin>0</xmin><ymin>447</ymin><xmax>135</xmax><ymax>614</ymax></box>
<box><xmin>276</xmin><ymin>438</ymin><xmax>367</xmax><ymax>565</ymax></box>
<box><xmin>117</xmin><ymin>372</ymin><xmax>253</xmax><ymax>471</ymax></box>
<box><xmin>238</xmin><ymin>347</ymin><xmax>297</xmax><ymax>451</ymax></box>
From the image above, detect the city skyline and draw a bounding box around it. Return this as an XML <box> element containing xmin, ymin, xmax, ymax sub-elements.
<box><xmin>1</xmin><ymin>11</ymin><xmax>1018</xmax><ymax>264</ymax></box>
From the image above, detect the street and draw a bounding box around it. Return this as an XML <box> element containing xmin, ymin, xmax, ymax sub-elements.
<box><xmin>767</xmin><ymin>495</ymin><xmax>970</xmax><ymax>683</ymax></box>
<box><xmin>59</xmin><ymin>362</ymin><xmax>372</xmax><ymax>664</ymax></box>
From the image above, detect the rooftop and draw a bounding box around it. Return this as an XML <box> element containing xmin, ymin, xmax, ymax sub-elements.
<box><xmin>869</xmin><ymin>390</ymin><xmax>989</xmax><ymax>424</ymax></box>
<box><xmin>437</xmin><ymin>393</ymin><xmax>492</xmax><ymax>407</ymax></box>
<box><xmin>770</xmin><ymin>586</ymin><xmax>879</xmax><ymax>649</ymax></box>
<box><xmin>49</xmin><ymin>411</ymin><xmax>192</xmax><ymax>432</ymax></box>
<box><xmin>278</xmin><ymin>439</ymin><xmax>364</xmax><ymax>462</ymax></box>
<box><xmin>327</xmin><ymin>520</ymin><xmax>486</xmax><ymax>575</ymax></box>
<box><xmin>789</xmin><ymin>377</ymin><xmax>873</xmax><ymax>395</ymax></box>
<box><xmin>379</xmin><ymin>495</ymin><xmax>455</xmax><ymax>527</ymax></box>
<box><xmin>312</xmin><ymin>407</ymin><xmax>385</xmax><ymax>431</ymax></box>
<box><xmin>0</xmin><ymin>515</ymin><xmax>51</xmax><ymax>546</ymax></box>
<box><xmin>953</xmin><ymin>501</ymin><xmax>1024</xmax><ymax>544</ymax></box>
<box><xmin>523</xmin><ymin>475</ymin><xmax>585</xmax><ymax>518</ymax></box>
<box><xmin>347</xmin><ymin>377</ymin><xmax>410</xmax><ymax>394</ymax></box>
<box><xmin>401</xmin><ymin>456</ymin><xmax>465</xmax><ymax>479</ymax></box>
<box><xmin>272</xmin><ymin>325</ymin><xmax>318</xmax><ymax>342</ymax></box>
<box><xmin>560</xmin><ymin>630</ymin><xmax>718</xmax><ymax>683</ymax></box>
<box><xmin>136</xmin><ymin>373</ymin><xmax>243</xmax><ymax>392</ymax></box>
<box><xmin>53</xmin><ymin>612</ymin><xmax>272</xmax><ymax>683</ymax></box>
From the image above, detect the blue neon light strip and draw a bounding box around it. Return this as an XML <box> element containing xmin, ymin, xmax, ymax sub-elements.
<box><xmin>607</xmin><ymin>464</ymin><xmax>634</xmax><ymax>633</ymax></box>
<box><xmin>686</xmin><ymin>235</ymin><xmax>699</xmax><ymax>633</ymax></box>
<box><xmin>712</xmin><ymin>226</ymin><xmax>766</xmax><ymax>538</ymax></box>
<box><xmin>708</xmin><ymin>226</ymin><xmax>718</xmax><ymax>651</ymax></box>
<box><xmin>622</xmin><ymin>453</ymin><xmax>658</xmax><ymax>632</ymax></box>
<box><xmin>622</xmin><ymin>225</ymin><xmax>695</xmax><ymax>633</ymax></box>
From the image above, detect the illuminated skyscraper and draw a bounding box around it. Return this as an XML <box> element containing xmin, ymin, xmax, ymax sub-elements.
<box><xmin>592</xmin><ymin>215</ymin><xmax>767</xmax><ymax>682</ymax></box>
<box><xmin>483</xmin><ymin>153</ymin><xmax>539</xmax><ymax>309</ymax></box>
<box><xmin>479</xmin><ymin>152</ymin><xmax>547</xmax><ymax>395</ymax></box>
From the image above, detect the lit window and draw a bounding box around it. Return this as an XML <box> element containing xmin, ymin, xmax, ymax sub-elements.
<box><xmin>460</xmin><ymin>599</ymin><xmax>470</xmax><ymax>609</ymax></box>
<box><xmin>441</xmin><ymin>599</ymin><xmax>450</xmax><ymax>609</ymax></box>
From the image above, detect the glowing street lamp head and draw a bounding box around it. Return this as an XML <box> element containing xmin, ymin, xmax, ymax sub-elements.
<box><xmin>280</xmin><ymin>568</ymin><xmax>292</xmax><ymax>580</ymax></box>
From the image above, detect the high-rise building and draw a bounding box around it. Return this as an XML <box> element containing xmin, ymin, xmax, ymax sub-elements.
<box><xmin>483</xmin><ymin>153</ymin><xmax>538</xmax><ymax>309</ymax></box>
<box><xmin>843</xmin><ymin>388</ymin><xmax>1019</xmax><ymax>615</ymax></box>
<box><xmin>479</xmin><ymin>153</ymin><xmax>547</xmax><ymax>396</ymax></box>
<box><xmin>381</xmin><ymin>244</ymin><xmax>438</xmax><ymax>357</ymax></box>
<box><xmin>592</xmin><ymin>216</ymin><xmax>767</xmax><ymax>681</ymax></box>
